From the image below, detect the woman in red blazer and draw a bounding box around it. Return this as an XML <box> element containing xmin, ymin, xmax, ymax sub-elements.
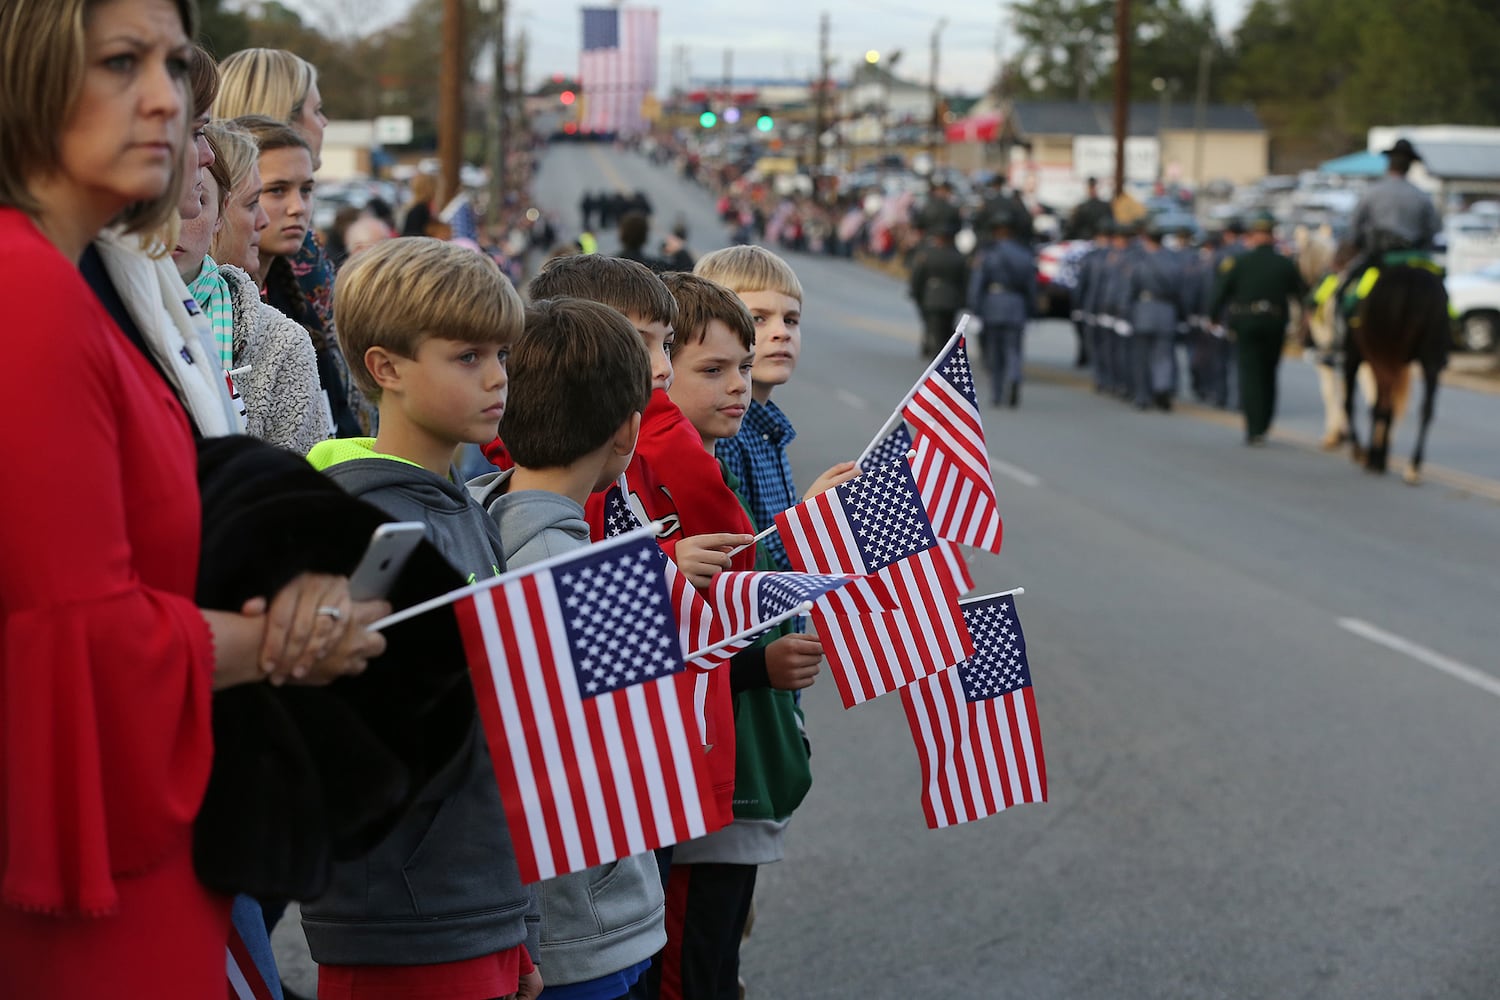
<box><xmin>0</xmin><ymin>2</ymin><xmax>384</xmax><ymax>995</ymax></box>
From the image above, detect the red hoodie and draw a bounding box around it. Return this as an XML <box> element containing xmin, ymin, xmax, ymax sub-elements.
<box><xmin>584</xmin><ymin>390</ymin><xmax>753</xmax><ymax>827</ymax></box>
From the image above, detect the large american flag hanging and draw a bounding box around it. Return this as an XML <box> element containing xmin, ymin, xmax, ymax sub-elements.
<box><xmin>901</xmin><ymin>593</ymin><xmax>1047</xmax><ymax>829</ymax></box>
<box><xmin>775</xmin><ymin>459</ymin><xmax>974</xmax><ymax>708</ymax></box>
<box><xmin>901</xmin><ymin>335</ymin><xmax>1004</xmax><ymax>553</ymax></box>
<box><xmin>579</xmin><ymin>6</ymin><xmax>658</xmax><ymax>136</ymax></box>
<box><xmin>456</xmin><ymin>526</ymin><xmax>717</xmax><ymax>882</ymax></box>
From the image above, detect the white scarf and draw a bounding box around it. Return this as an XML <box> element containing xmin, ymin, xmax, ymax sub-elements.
<box><xmin>93</xmin><ymin>229</ymin><xmax>239</xmax><ymax>437</ymax></box>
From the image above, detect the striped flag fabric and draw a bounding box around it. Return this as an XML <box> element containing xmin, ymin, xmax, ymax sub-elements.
<box><xmin>775</xmin><ymin>458</ymin><xmax>974</xmax><ymax>708</ymax></box>
<box><xmin>226</xmin><ymin>901</ymin><xmax>278</xmax><ymax>1000</ymax></box>
<box><xmin>457</xmin><ymin>525</ymin><xmax>717</xmax><ymax>882</ymax></box>
<box><xmin>708</xmin><ymin>570</ymin><xmax>862</xmax><ymax>645</ymax></box>
<box><xmin>579</xmin><ymin>6</ymin><xmax>659</xmax><ymax>136</ymax></box>
<box><xmin>901</xmin><ymin>593</ymin><xmax>1047</xmax><ymax>829</ymax></box>
<box><xmin>902</xmin><ymin>335</ymin><xmax>1004</xmax><ymax>553</ymax></box>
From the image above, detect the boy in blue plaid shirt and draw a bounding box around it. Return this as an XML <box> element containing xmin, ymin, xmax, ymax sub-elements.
<box><xmin>694</xmin><ymin>246</ymin><xmax>858</xmax><ymax>569</ymax></box>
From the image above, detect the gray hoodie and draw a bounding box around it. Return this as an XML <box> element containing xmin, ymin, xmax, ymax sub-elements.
<box><xmin>471</xmin><ymin>469</ymin><xmax>668</xmax><ymax>987</ymax></box>
<box><xmin>299</xmin><ymin>439</ymin><xmax>538</xmax><ymax>967</ymax></box>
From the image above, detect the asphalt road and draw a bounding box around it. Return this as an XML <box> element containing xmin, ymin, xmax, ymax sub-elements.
<box><xmin>275</xmin><ymin>146</ymin><xmax>1500</xmax><ymax>999</ymax></box>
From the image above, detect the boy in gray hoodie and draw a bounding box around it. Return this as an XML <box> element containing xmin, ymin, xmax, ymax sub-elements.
<box><xmin>471</xmin><ymin>296</ymin><xmax>662</xmax><ymax>1000</ymax></box>
<box><xmin>302</xmin><ymin>238</ymin><xmax>541</xmax><ymax>1000</ymax></box>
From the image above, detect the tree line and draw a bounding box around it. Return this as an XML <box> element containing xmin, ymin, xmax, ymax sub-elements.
<box><xmin>1005</xmin><ymin>0</ymin><xmax>1500</xmax><ymax>166</ymax></box>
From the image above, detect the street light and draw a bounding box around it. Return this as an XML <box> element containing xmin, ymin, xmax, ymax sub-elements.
<box><xmin>865</xmin><ymin>50</ymin><xmax>880</xmax><ymax>64</ymax></box>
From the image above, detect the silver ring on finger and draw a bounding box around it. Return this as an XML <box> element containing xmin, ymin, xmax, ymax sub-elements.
<box><xmin>316</xmin><ymin>605</ymin><xmax>344</xmax><ymax>621</ymax></box>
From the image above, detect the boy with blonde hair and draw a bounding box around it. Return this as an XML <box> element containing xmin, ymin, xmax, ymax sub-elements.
<box><xmin>694</xmin><ymin>246</ymin><xmax>858</xmax><ymax>571</ymax></box>
<box><xmin>652</xmin><ymin>273</ymin><xmax>823</xmax><ymax>1000</ymax></box>
<box><xmin>303</xmin><ymin>238</ymin><xmax>541</xmax><ymax>1000</ymax></box>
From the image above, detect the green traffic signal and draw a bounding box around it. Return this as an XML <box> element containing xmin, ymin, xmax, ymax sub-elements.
<box><xmin>699</xmin><ymin>110</ymin><xmax>718</xmax><ymax>128</ymax></box>
<box><xmin>755</xmin><ymin>114</ymin><xmax>774</xmax><ymax>132</ymax></box>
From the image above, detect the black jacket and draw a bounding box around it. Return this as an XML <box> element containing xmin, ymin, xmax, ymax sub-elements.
<box><xmin>192</xmin><ymin>435</ymin><xmax>473</xmax><ymax>902</ymax></box>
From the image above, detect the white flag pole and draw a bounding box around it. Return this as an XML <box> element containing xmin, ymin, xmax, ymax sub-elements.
<box><xmin>856</xmin><ymin>314</ymin><xmax>971</xmax><ymax>466</ymax></box>
<box><xmin>958</xmin><ymin>587</ymin><xmax>1026</xmax><ymax>606</ymax></box>
<box><xmin>367</xmin><ymin>520</ymin><xmax>668</xmax><ymax>632</ymax></box>
<box><xmin>725</xmin><ymin>523</ymin><xmax>778</xmax><ymax>558</ymax></box>
<box><xmin>683</xmin><ymin>600</ymin><xmax>814</xmax><ymax>664</ymax></box>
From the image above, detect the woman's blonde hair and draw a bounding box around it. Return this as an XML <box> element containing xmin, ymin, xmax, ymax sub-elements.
<box><xmin>0</xmin><ymin>0</ymin><xmax>198</xmax><ymax>233</ymax></box>
<box><xmin>206</xmin><ymin>120</ymin><xmax>260</xmax><ymax>195</ymax></box>
<box><xmin>214</xmin><ymin>47</ymin><xmax>317</xmax><ymax>125</ymax></box>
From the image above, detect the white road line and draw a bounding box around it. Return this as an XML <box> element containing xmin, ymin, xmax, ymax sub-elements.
<box><xmin>835</xmin><ymin>388</ymin><xmax>868</xmax><ymax>410</ymax></box>
<box><xmin>988</xmin><ymin>455</ymin><xmax>1041</xmax><ymax>488</ymax></box>
<box><xmin>1337</xmin><ymin>618</ymin><xmax>1500</xmax><ymax>699</ymax></box>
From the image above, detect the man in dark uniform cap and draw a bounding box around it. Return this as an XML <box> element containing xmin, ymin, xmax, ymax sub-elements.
<box><xmin>908</xmin><ymin>226</ymin><xmax>970</xmax><ymax>357</ymax></box>
<box><xmin>1210</xmin><ymin>211</ymin><xmax>1307</xmax><ymax>445</ymax></box>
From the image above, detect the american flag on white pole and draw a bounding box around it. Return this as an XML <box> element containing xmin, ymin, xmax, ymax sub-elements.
<box><xmin>579</xmin><ymin>6</ymin><xmax>658</xmax><ymax>136</ymax></box>
<box><xmin>775</xmin><ymin>459</ymin><xmax>975</xmax><ymax>708</ymax></box>
<box><xmin>456</xmin><ymin>524</ymin><xmax>717</xmax><ymax>882</ymax></box>
<box><xmin>900</xmin><ymin>335</ymin><xmax>1004</xmax><ymax>553</ymax></box>
<box><xmin>708</xmin><ymin>570</ymin><xmax>862</xmax><ymax>642</ymax></box>
<box><xmin>901</xmin><ymin>593</ymin><xmax>1047</xmax><ymax>829</ymax></box>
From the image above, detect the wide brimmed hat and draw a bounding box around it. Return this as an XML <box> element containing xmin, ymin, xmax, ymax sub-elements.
<box><xmin>1383</xmin><ymin>138</ymin><xmax>1422</xmax><ymax>162</ymax></box>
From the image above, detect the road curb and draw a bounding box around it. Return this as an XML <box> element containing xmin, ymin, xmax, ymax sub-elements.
<box><xmin>1025</xmin><ymin>361</ymin><xmax>1500</xmax><ymax>505</ymax></box>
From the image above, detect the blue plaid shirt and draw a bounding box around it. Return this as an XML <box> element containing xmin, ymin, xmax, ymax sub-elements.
<box><xmin>716</xmin><ymin>399</ymin><xmax>798</xmax><ymax>570</ymax></box>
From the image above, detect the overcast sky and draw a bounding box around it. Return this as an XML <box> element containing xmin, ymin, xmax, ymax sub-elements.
<box><xmin>301</xmin><ymin>0</ymin><xmax>1252</xmax><ymax>94</ymax></box>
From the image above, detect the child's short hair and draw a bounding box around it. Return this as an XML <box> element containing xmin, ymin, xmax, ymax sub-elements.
<box><xmin>526</xmin><ymin>254</ymin><xmax>677</xmax><ymax>328</ymax></box>
<box><xmin>693</xmin><ymin>245</ymin><xmax>805</xmax><ymax>304</ymax></box>
<box><xmin>659</xmin><ymin>273</ymin><xmax>755</xmax><ymax>354</ymax></box>
<box><xmin>499</xmin><ymin>298</ymin><xmax>652</xmax><ymax>469</ymax></box>
<box><xmin>334</xmin><ymin>238</ymin><xmax>523</xmax><ymax>400</ymax></box>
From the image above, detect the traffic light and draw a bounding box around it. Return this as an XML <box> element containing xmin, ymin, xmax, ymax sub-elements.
<box><xmin>699</xmin><ymin>109</ymin><xmax>717</xmax><ymax>128</ymax></box>
<box><xmin>559</xmin><ymin>90</ymin><xmax>576</xmax><ymax>106</ymax></box>
<box><xmin>755</xmin><ymin>110</ymin><xmax>774</xmax><ymax>132</ymax></box>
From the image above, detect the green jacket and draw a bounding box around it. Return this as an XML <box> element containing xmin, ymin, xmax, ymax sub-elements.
<box><xmin>1210</xmin><ymin>243</ymin><xmax>1308</xmax><ymax>328</ymax></box>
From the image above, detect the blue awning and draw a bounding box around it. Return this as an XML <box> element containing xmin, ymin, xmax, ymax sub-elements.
<box><xmin>1317</xmin><ymin>150</ymin><xmax>1386</xmax><ymax>177</ymax></box>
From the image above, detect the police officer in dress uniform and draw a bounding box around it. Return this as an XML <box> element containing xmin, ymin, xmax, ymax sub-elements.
<box><xmin>1072</xmin><ymin>226</ymin><xmax>1114</xmax><ymax>392</ymax></box>
<box><xmin>1204</xmin><ymin>218</ymin><xmax>1249</xmax><ymax>408</ymax></box>
<box><xmin>1124</xmin><ymin>223</ymin><xmax>1184</xmax><ymax>410</ymax></box>
<box><xmin>1210</xmin><ymin>211</ymin><xmax>1308</xmax><ymax>445</ymax></box>
<box><xmin>968</xmin><ymin>207</ymin><xmax>1037</xmax><ymax>407</ymax></box>
<box><xmin>908</xmin><ymin>227</ymin><xmax>970</xmax><ymax>357</ymax></box>
<box><xmin>1097</xmin><ymin>221</ymin><xmax>1138</xmax><ymax>398</ymax></box>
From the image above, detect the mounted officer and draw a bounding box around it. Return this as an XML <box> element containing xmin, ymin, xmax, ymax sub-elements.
<box><xmin>1336</xmin><ymin>138</ymin><xmax>1441</xmax><ymax>313</ymax></box>
<box><xmin>967</xmin><ymin>205</ymin><xmax>1037</xmax><ymax>407</ymax></box>
<box><xmin>1210</xmin><ymin>211</ymin><xmax>1308</xmax><ymax>445</ymax></box>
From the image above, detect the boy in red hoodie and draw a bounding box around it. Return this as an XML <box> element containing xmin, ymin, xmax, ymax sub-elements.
<box><xmin>522</xmin><ymin>255</ymin><xmax>753</xmax><ymax>835</ymax></box>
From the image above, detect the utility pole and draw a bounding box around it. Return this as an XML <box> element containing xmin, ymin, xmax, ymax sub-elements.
<box><xmin>928</xmin><ymin>18</ymin><xmax>947</xmax><ymax>170</ymax></box>
<box><xmin>489</xmin><ymin>0</ymin><xmax>509</xmax><ymax>224</ymax></box>
<box><xmin>1192</xmin><ymin>42</ymin><xmax>1212</xmax><ymax>186</ymax></box>
<box><xmin>439</xmin><ymin>0</ymin><xmax>464</xmax><ymax>206</ymax></box>
<box><xmin>722</xmin><ymin>48</ymin><xmax>732</xmax><ymax>113</ymax></box>
<box><xmin>516</xmin><ymin>29</ymin><xmax>529</xmax><ymax>137</ymax></box>
<box><xmin>1112</xmin><ymin>0</ymin><xmax>1130</xmax><ymax>202</ymax></box>
<box><xmin>813</xmin><ymin>12</ymin><xmax>829</xmax><ymax>178</ymax></box>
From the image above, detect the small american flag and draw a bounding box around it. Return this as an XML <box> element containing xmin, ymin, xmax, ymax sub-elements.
<box><xmin>775</xmin><ymin>459</ymin><xmax>974</xmax><ymax>708</ymax></box>
<box><xmin>902</xmin><ymin>335</ymin><xmax>1004</xmax><ymax>553</ymax></box>
<box><xmin>901</xmin><ymin>594</ymin><xmax>1047</xmax><ymax>829</ymax></box>
<box><xmin>859</xmin><ymin>422</ymin><xmax>913</xmax><ymax>474</ymax></box>
<box><xmin>226</xmin><ymin>922</ymin><xmax>276</xmax><ymax>1000</ymax></box>
<box><xmin>457</xmin><ymin>525</ymin><xmax>717</xmax><ymax>882</ymax></box>
<box><xmin>708</xmin><ymin>571</ymin><xmax>861</xmax><ymax>646</ymax></box>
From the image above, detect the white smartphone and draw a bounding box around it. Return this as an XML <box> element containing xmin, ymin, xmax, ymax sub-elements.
<box><xmin>348</xmin><ymin>521</ymin><xmax>427</xmax><ymax>601</ymax></box>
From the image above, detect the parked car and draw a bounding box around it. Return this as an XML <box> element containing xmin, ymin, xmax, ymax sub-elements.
<box><xmin>1445</xmin><ymin>261</ymin><xmax>1500</xmax><ymax>353</ymax></box>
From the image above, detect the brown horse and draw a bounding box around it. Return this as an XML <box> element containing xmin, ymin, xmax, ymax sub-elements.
<box><xmin>1342</xmin><ymin>264</ymin><xmax>1451</xmax><ymax>482</ymax></box>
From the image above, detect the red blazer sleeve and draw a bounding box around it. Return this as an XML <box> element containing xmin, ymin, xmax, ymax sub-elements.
<box><xmin>0</xmin><ymin>215</ymin><xmax>215</xmax><ymax>916</ymax></box>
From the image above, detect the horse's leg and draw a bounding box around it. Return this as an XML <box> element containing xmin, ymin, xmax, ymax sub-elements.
<box><xmin>1405</xmin><ymin>364</ymin><xmax>1441</xmax><ymax>485</ymax></box>
<box><xmin>1343</xmin><ymin>343</ymin><xmax>1364</xmax><ymax>465</ymax></box>
<box><xmin>1367</xmin><ymin>371</ymin><xmax>1394</xmax><ymax>473</ymax></box>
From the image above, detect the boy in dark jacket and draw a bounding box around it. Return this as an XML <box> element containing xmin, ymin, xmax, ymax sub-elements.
<box><xmin>469</xmin><ymin>297</ymin><xmax>665</xmax><ymax>1000</ymax></box>
<box><xmin>302</xmin><ymin>238</ymin><xmax>540</xmax><ymax>1000</ymax></box>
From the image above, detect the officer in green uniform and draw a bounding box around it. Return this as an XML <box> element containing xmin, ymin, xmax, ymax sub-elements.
<box><xmin>1209</xmin><ymin>211</ymin><xmax>1307</xmax><ymax>445</ymax></box>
